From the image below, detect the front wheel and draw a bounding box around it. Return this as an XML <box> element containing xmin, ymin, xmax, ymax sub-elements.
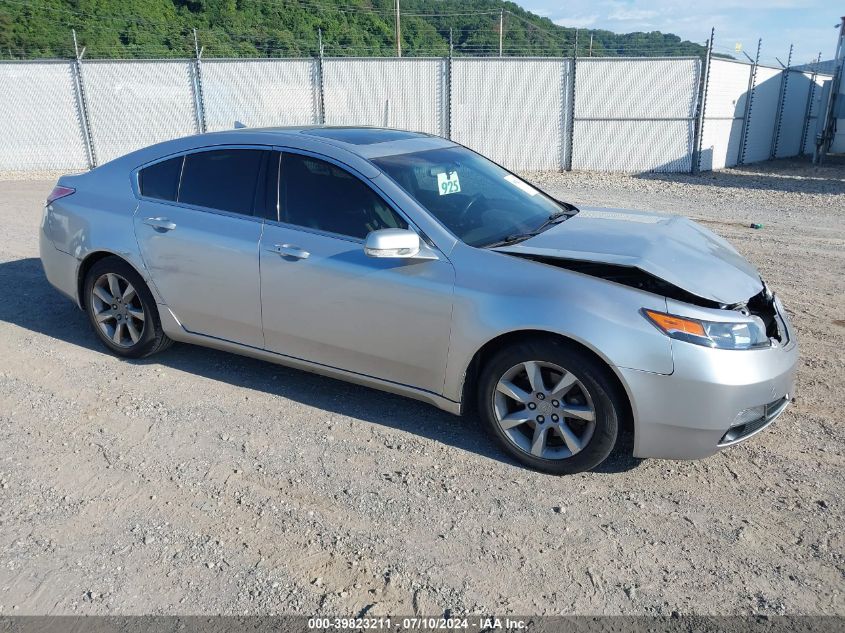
<box><xmin>478</xmin><ymin>339</ymin><xmax>621</xmax><ymax>475</ymax></box>
<box><xmin>83</xmin><ymin>256</ymin><xmax>172</xmax><ymax>359</ymax></box>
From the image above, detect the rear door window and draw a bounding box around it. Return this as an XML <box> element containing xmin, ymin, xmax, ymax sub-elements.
<box><xmin>139</xmin><ymin>156</ymin><xmax>183</xmax><ymax>201</ymax></box>
<box><xmin>178</xmin><ymin>149</ymin><xmax>267</xmax><ymax>216</ymax></box>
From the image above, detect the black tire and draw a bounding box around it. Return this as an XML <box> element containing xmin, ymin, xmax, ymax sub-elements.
<box><xmin>83</xmin><ymin>256</ymin><xmax>173</xmax><ymax>359</ymax></box>
<box><xmin>477</xmin><ymin>338</ymin><xmax>621</xmax><ymax>475</ymax></box>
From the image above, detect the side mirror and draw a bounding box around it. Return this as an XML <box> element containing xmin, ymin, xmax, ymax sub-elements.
<box><xmin>364</xmin><ymin>228</ymin><xmax>421</xmax><ymax>259</ymax></box>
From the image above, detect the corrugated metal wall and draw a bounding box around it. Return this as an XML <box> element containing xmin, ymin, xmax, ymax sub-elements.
<box><xmin>699</xmin><ymin>59</ymin><xmax>751</xmax><ymax>170</ymax></box>
<box><xmin>450</xmin><ymin>58</ymin><xmax>570</xmax><ymax>171</ymax></box>
<box><xmin>81</xmin><ymin>60</ymin><xmax>199</xmax><ymax>164</ymax></box>
<box><xmin>802</xmin><ymin>74</ymin><xmax>827</xmax><ymax>155</ymax></box>
<box><xmin>741</xmin><ymin>65</ymin><xmax>782</xmax><ymax>164</ymax></box>
<box><xmin>572</xmin><ymin>58</ymin><xmax>700</xmax><ymax>172</ymax></box>
<box><xmin>0</xmin><ymin>62</ymin><xmax>89</xmax><ymax>171</ymax></box>
<box><xmin>698</xmin><ymin>59</ymin><xmax>831</xmax><ymax>170</ymax></box>
<box><xmin>201</xmin><ymin>59</ymin><xmax>319</xmax><ymax>131</ymax></box>
<box><xmin>323</xmin><ymin>58</ymin><xmax>447</xmax><ymax>136</ymax></box>
<box><xmin>774</xmin><ymin>71</ymin><xmax>813</xmax><ymax>158</ymax></box>
<box><xmin>0</xmin><ymin>56</ymin><xmax>832</xmax><ymax>173</ymax></box>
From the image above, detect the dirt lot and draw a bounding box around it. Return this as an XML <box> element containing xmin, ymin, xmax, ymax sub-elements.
<box><xmin>0</xmin><ymin>158</ymin><xmax>843</xmax><ymax>617</ymax></box>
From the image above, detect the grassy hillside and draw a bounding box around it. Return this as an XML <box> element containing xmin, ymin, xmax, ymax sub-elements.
<box><xmin>0</xmin><ymin>0</ymin><xmax>710</xmax><ymax>59</ymax></box>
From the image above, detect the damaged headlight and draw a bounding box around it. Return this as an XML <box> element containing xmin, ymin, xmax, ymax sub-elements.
<box><xmin>643</xmin><ymin>309</ymin><xmax>770</xmax><ymax>350</ymax></box>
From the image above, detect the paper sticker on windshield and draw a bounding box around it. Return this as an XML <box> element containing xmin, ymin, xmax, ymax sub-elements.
<box><xmin>504</xmin><ymin>174</ymin><xmax>539</xmax><ymax>196</ymax></box>
<box><xmin>437</xmin><ymin>171</ymin><xmax>461</xmax><ymax>196</ymax></box>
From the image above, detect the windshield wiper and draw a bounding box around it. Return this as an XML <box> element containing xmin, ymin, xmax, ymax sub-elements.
<box><xmin>533</xmin><ymin>209</ymin><xmax>577</xmax><ymax>233</ymax></box>
<box><xmin>483</xmin><ymin>233</ymin><xmax>535</xmax><ymax>248</ymax></box>
<box><xmin>483</xmin><ymin>209</ymin><xmax>577</xmax><ymax>249</ymax></box>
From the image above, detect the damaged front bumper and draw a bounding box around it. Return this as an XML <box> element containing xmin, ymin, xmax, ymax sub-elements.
<box><xmin>622</xmin><ymin>296</ymin><xmax>798</xmax><ymax>460</ymax></box>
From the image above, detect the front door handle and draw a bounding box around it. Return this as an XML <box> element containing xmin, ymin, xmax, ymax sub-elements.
<box><xmin>143</xmin><ymin>217</ymin><xmax>177</xmax><ymax>232</ymax></box>
<box><xmin>270</xmin><ymin>244</ymin><xmax>310</xmax><ymax>260</ymax></box>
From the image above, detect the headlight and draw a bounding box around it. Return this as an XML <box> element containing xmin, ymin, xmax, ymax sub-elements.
<box><xmin>643</xmin><ymin>309</ymin><xmax>770</xmax><ymax>350</ymax></box>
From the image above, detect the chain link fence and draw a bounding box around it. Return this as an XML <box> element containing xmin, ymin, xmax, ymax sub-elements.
<box><xmin>450</xmin><ymin>58</ymin><xmax>570</xmax><ymax>171</ymax></box>
<box><xmin>572</xmin><ymin>58</ymin><xmax>700</xmax><ymax>172</ymax></box>
<box><xmin>0</xmin><ymin>54</ymin><xmax>832</xmax><ymax>173</ymax></box>
<box><xmin>0</xmin><ymin>61</ymin><xmax>90</xmax><ymax>171</ymax></box>
<box><xmin>201</xmin><ymin>59</ymin><xmax>320</xmax><ymax>132</ymax></box>
<box><xmin>81</xmin><ymin>60</ymin><xmax>200</xmax><ymax>164</ymax></box>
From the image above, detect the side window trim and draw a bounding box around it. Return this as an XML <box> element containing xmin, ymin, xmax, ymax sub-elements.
<box><xmin>263</xmin><ymin>150</ymin><xmax>281</xmax><ymax>223</ymax></box>
<box><xmin>135</xmin><ymin>144</ymin><xmax>274</xmax><ymax>222</ymax></box>
<box><xmin>250</xmin><ymin>150</ymin><xmax>269</xmax><ymax>219</ymax></box>
<box><xmin>175</xmin><ymin>154</ymin><xmax>186</xmax><ymax>202</ymax></box>
<box><xmin>271</xmin><ymin>146</ymin><xmax>420</xmax><ymax>244</ymax></box>
<box><xmin>177</xmin><ymin>146</ymin><xmax>267</xmax><ymax>218</ymax></box>
<box><xmin>134</xmin><ymin>153</ymin><xmax>184</xmax><ymax>201</ymax></box>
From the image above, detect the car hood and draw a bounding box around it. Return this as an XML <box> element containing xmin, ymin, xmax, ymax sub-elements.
<box><xmin>493</xmin><ymin>207</ymin><xmax>763</xmax><ymax>305</ymax></box>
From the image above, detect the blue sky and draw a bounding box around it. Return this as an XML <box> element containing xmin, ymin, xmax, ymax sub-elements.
<box><xmin>523</xmin><ymin>0</ymin><xmax>842</xmax><ymax>66</ymax></box>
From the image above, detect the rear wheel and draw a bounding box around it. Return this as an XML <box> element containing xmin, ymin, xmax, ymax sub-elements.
<box><xmin>478</xmin><ymin>339</ymin><xmax>620</xmax><ymax>474</ymax></box>
<box><xmin>83</xmin><ymin>257</ymin><xmax>172</xmax><ymax>358</ymax></box>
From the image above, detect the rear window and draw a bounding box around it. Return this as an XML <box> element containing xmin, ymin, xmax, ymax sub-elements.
<box><xmin>178</xmin><ymin>149</ymin><xmax>266</xmax><ymax>215</ymax></box>
<box><xmin>139</xmin><ymin>156</ymin><xmax>182</xmax><ymax>201</ymax></box>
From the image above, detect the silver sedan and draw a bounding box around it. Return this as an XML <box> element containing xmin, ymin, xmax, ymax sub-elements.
<box><xmin>39</xmin><ymin>127</ymin><xmax>798</xmax><ymax>474</ymax></box>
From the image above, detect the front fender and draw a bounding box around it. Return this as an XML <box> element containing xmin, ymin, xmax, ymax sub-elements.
<box><xmin>442</xmin><ymin>246</ymin><xmax>674</xmax><ymax>403</ymax></box>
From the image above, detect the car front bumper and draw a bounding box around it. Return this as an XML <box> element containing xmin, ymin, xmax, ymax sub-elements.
<box><xmin>621</xmin><ymin>314</ymin><xmax>798</xmax><ymax>460</ymax></box>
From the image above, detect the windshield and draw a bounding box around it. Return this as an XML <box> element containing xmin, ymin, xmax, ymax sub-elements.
<box><xmin>371</xmin><ymin>146</ymin><xmax>573</xmax><ymax>247</ymax></box>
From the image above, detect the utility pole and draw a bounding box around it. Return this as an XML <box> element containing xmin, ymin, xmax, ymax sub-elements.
<box><xmin>588</xmin><ymin>34</ymin><xmax>593</xmax><ymax>57</ymax></box>
<box><xmin>499</xmin><ymin>9</ymin><xmax>504</xmax><ymax>57</ymax></box>
<box><xmin>395</xmin><ymin>0</ymin><xmax>401</xmax><ymax>57</ymax></box>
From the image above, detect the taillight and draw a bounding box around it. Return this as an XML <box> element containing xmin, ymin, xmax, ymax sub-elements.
<box><xmin>46</xmin><ymin>185</ymin><xmax>75</xmax><ymax>205</ymax></box>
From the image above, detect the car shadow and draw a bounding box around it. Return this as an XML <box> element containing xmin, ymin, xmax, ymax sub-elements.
<box><xmin>1</xmin><ymin>257</ymin><xmax>640</xmax><ymax>475</ymax></box>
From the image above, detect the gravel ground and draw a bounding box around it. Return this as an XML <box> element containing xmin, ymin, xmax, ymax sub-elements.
<box><xmin>0</xmin><ymin>157</ymin><xmax>843</xmax><ymax>617</ymax></box>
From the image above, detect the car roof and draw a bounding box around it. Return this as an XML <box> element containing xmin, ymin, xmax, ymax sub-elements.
<box><xmin>109</xmin><ymin>126</ymin><xmax>457</xmax><ymax>179</ymax></box>
<box><xmin>227</xmin><ymin>126</ymin><xmax>456</xmax><ymax>158</ymax></box>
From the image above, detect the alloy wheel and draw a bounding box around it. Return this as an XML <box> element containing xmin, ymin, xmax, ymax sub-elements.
<box><xmin>90</xmin><ymin>273</ymin><xmax>146</xmax><ymax>348</ymax></box>
<box><xmin>492</xmin><ymin>360</ymin><xmax>596</xmax><ymax>460</ymax></box>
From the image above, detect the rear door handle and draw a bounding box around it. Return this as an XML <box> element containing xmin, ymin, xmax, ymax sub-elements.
<box><xmin>143</xmin><ymin>217</ymin><xmax>177</xmax><ymax>232</ymax></box>
<box><xmin>270</xmin><ymin>244</ymin><xmax>310</xmax><ymax>260</ymax></box>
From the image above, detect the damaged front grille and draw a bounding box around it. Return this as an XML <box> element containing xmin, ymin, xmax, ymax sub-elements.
<box><xmin>732</xmin><ymin>289</ymin><xmax>786</xmax><ymax>344</ymax></box>
<box><xmin>512</xmin><ymin>254</ymin><xmax>787</xmax><ymax>345</ymax></box>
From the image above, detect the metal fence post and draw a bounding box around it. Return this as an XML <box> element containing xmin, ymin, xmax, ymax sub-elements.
<box><xmin>316</xmin><ymin>28</ymin><xmax>326</xmax><ymax>125</ymax></box>
<box><xmin>800</xmin><ymin>52</ymin><xmax>821</xmax><ymax>156</ymax></box>
<box><xmin>445</xmin><ymin>28</ymin><xmax>453</xmax><ymax>139</ymax></box>
<box><xmin>192</xmin><ymin>29</ymin><xmax>207</xmax><ymax>133</ymax></box>
<box><xmin>564</xmin><ymin>35</ymin><xmax>577</xmax><ymax>171</ymax></box>
<box><xmin>71</xmin><ymin>29</ymin><xmax>96</xmax><ymax>169</ymax></box>
<box><xmin>737</xmin><ymin>38</ymin><xmax>761</xmax><ymax>166</ymax></box>
<box><xmin>692</xmin><ymin>28</ymin><xmax>714</xmax><ymax>173</ymax></box>
<box><xmin>770</xmin><ymin>43</ymin><xmax>793</xmax><ymax>159</ymax></box>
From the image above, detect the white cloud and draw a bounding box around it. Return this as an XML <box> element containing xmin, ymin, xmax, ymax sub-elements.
<box><xmin>553</xmin><ymin>15</ymin><xmax>600</xmax><ymax>28</ymax></box>
<box><xmin>606</xmin><ymin>8</ymin><xmax>659</xmax><ymax>22</ymax></box>
<box><xmin>535</xmin><ymin>0</ymin><xmax>839</xmax><ymax>64</ymax></box>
